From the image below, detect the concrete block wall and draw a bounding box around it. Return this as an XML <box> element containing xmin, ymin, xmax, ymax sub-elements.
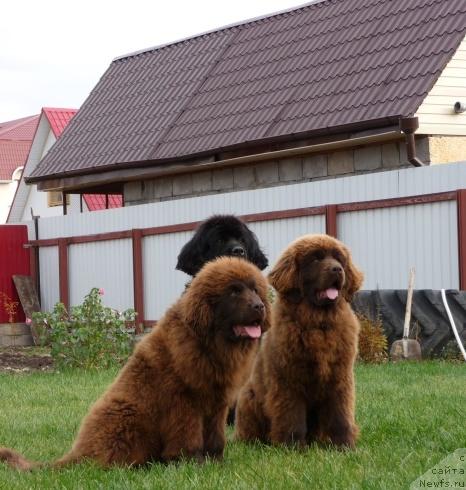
<box><xmin>124</xmin><ymin>139</ymin><xmax>426</xmax><ymax>206</ymax></box>
<box><xmin>0</xmin><ymin>323</ymin><xmax>33</xmax><ymax>346</ymax></box>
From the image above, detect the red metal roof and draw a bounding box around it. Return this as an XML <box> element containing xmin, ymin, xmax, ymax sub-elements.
<box><xmin>83</xmin><ymin>194</ymin><xmax>123</xmax><ymax>211</ymax></box>
<box><xmin>0</xmin><ymin>141</ymin><xmax>31</xmax><ymax>180</ymax></box>
<box><xmin>0</xmin><ymin>115</ymin><xmax>39</xmax><ymax>140</ymax></box>
<box><xmin>42</xmin><ymin>108</ymin><xmax>77</xmax><ymax>137</ymax></box>
<box><xmin>0</xmin><ymin>115</ymin><xmax>39</xmax><ymax>180</ymax></box>
<box><xmin>30</xmin><ymin>0</ymin><xmax>466</xmax><ymax>182</ymax></box>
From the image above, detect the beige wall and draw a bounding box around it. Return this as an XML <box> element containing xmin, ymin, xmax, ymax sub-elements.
<box><xmin>428</xmin><ymin>136</ymin><xmax>466</xmax><ymax>164</ymax></box>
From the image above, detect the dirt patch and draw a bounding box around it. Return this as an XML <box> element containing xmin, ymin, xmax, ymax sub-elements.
<box><xmin>0</xmin><ymin>347</ymin><xmax>53</xmax><ymax>373</ymax></box>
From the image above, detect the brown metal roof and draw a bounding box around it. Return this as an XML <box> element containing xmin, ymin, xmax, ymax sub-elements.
<box><xmin>30</xmin><ymin>0</ymin><xmax>466</xmax><ymax>182</ymax></box>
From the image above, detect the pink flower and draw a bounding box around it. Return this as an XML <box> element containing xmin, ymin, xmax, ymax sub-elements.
<box><xmin>99</xmin><ymin>288</ymin><xmax>104</xmax><ymax>296</ymax></box>
<box><xmin>25</xmin><ymin>317</ymin><xmax>32</xmax><ymax>325</ymax></box>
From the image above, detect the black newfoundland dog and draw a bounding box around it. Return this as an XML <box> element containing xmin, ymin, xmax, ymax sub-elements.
<box><xmin>176</xmin><ymin>215</ymin><xmax>268</xmax><ymax>276</ymax></box>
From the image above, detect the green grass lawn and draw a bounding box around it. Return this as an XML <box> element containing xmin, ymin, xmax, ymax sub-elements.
<box><xmin>0</xmin><ymin>362</ymin><xmax>464</xmax><ymax>489</ymax></box>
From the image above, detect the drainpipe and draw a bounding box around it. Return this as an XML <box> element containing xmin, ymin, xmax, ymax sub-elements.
<box><xmin>399</xmin><ymin>117</ymin><xmax>425</xmax><ymax>167</ymax></box>
<box><xmin>30</xmin><ymin>208</ymin><xmax>41</xmax><ymax>305</ymax></box>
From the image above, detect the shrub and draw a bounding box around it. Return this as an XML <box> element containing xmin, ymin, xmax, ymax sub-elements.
<box><xmin>357</xmin><ymin>312</ymin><xmax>388</xmax><ymax>363</ymax></box>
<box><xmin>32</xmin><ymin>288</ymin><xmax>136</xmax><ymax>370</ymax></box>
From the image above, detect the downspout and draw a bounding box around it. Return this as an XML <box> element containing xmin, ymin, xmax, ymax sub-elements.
<box><xmin>30</xmin><ymin>208</ymin><xmax>41</xmax><ymax>305</ymax></box>
<box><xmin>399</xmin><ymin>117</ymin><xmax>425</xmax><ymax>167</ymax></box>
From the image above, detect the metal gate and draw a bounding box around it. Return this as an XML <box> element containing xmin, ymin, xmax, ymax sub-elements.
<box><xmin>0</xmin><ymin>225</ymin><xmax>30</xmax><ymax>323</ymax></box>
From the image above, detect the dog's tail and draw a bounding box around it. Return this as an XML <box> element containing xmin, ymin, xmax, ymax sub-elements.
<box><xmin>0</xmin><ymin>447</ymin><xmax>81</xmax><ymax>471</ymax></box>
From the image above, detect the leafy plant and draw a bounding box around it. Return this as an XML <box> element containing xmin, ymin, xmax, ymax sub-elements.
<box><xmin>357</xmin><ymin>312</ymin><xmax>388</xmax><ymax>363</ymax></box>
<box><xmin>32</xmin><ymin>288</ymin><xmax>136</xmax><ymax>370</ymax></box>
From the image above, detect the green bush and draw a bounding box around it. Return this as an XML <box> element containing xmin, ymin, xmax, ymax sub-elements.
<box><xmin>32</xmin><ymin>288</ymin><xmax>136</xmax><ymax>370</ymax></box>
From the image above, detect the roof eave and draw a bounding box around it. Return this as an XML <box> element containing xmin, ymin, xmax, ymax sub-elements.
<box><xmin>29</xmin><ymin>122</ymin><xmax>404</xmax><ymax>192</ymax></box>
<box><xmin>27</xmin><ymin>116</ymin><xmax>402</xmax><ymax>188</ymax></box>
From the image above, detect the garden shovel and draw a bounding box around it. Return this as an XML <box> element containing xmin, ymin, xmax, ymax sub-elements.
<box><xmin>389</xmin><ymin>268</ymin><xmax>422</xmax><ymax>361</ymax></box>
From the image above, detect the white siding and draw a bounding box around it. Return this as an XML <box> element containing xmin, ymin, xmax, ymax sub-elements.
<box><xmin>39</xmin><ymin>246</ymin><xmax>59</xmax><ymax>312</ymax></box>
<box><xmin>339</xmin><ymin>201</ymin><xmax>459</xmax><ymax>289</ymax></box>
<box><xmin>8</xmin><ymin>113</ymin><xmax>83</xmax><ymax>223</ymax></box>
<box><xmin>416</xmin><ymin>36</ymin><xmax>466</xmax><ymax>135</ymax></box>
<box><xmin>68</xmin><ymin>239</ymin><xmax>133</xmax><ymax>311</ymax></box>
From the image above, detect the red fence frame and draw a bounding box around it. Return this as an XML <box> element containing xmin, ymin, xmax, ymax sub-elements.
<box><xmin>28</xmin><ymin>189</ymin><xmax>465</xmax><ymax>330</ymax></box>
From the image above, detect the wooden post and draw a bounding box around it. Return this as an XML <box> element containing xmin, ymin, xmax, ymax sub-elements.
<box><xmin>325</xmin><ymin>204</ymin><xmax>337</xmax><ymax>237</ymax></box>
<box><xmin>58</xmin><ymin>238</ymin><xmax>69</xmax><ymax>308</ymax></box>
<box><xmin>457</xmin><ymin>189</ymin><xmax>466</xmax><ymax>290</ymax></box>
<box><xmin>132</xmin><ymin>229</ymin><xmax>145</xmax><ymax>332</ymax></box>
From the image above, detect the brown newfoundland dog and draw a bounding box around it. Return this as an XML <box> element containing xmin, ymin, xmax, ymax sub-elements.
<box><xmin>235</xmin><ymin>234</ymin><xmax>363</xmax><ymax>449</ymax></box>
<box><xmin>0</xmin><ymin>257</ymin><xmax>270</xmax><ymax>470</ymax></box>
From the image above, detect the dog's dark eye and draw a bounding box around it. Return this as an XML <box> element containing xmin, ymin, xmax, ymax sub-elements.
<box><xmin>332</xmin><ymin>250</ymin><xmax>346</xmax><ymax>265</ymax></box>
<box><xmin>311</xmin><ymin>251</ymin><xmax>325</xmax><ymax>262</ymax></box>
<box><xmin>230</xmin><ymin>284</ymin><xmax>244</xmax><ymax>295</ymax></box>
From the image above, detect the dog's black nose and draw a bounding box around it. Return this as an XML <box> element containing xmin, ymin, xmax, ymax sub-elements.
<box><xmin>252</xmin><ymin>300</ymin><xmax>265</xmax><ymax>312</ymax></box>
<box><xmin>231</xmin><ymin>245</ymin><xmax>246</xmax><ymax>256</ymax></box>
<box><xmin>332</xmin><ymin>265</ymin><xmax>343</xmax><ymax>273</ymax></box>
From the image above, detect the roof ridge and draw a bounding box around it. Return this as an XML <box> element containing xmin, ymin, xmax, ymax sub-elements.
<box><xmin>0</xmin><ymin>114</ymin><xmax>39</xmax><ymax>138</ymax></box>
<box><xmin>43</xmin><ymin>107</ymin><xmax>78</xmax><ymax>113</ymax></box>
<box><xmin>112</xmin><ymin>0</ymin><xmax>332</xmax><ymax>62</ymax></box>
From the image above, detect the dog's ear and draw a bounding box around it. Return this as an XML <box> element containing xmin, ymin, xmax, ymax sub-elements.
<box><xmin>176</xmin><ymin>232</ymin><xmax>205</xmax><ymax>276</ymax></box>
<box><xmin>268</xmin><ymin>251</ymin><xmax>298</xmax><ymax>294</ymax></box>
<box><xmin>181</xmin><ymin>288</ymin><xmax>213</xmax><ymax>336</ymax></box>
<box><xmin>343</xmin><ymin>251</ymin><xmax>364</xmax><ymax>301</ymax></box>
<box><xmin>242</xmin><ymin>224</ymin><xmax>268</xmax><ymax>270</ymax></box>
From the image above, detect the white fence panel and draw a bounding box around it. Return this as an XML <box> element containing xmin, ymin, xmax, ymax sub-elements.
<box><xmin>68</xmin><ymin>239</ymin><xmax>133</xmax><ymax>311</ymax></box>
<box><xmin>248</xmin><ymin>215</ymin><xmax>326</xmax><ymax>271</ymax></box>
<box><xmin>39</xmin><ymin>246</ymin><xmax>59</xmax><ymax>312</ymax></box>
<box><xmin>339</xmin><ymin>201</ymin><xmax>459</xmax><ymax>289</ymax></box>
<box><xmin>143</xmin><ymin>231</ymin><xmax>193</xmax><ymax>321</ymax></box>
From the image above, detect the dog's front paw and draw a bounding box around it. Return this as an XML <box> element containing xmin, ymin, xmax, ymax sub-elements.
<box><xmin>327</xmin><ymin>422</ymin><xmax>358</xmax><ymax>449</ymax></box>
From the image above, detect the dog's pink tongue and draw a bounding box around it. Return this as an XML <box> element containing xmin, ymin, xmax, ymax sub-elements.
<box><xmin>323</xmin><ymin>288</ymin><xmax>339</xmax><ymax>300</ymax></box>
<box><xmin>244</xmin><ymin>326</ymin><xmax>261</xmax><ymax>338</ymax></box>
<box><xmin>234</xmin><ymin>325</ymin><xmax>262</xmax><ymax>338</ymax></box>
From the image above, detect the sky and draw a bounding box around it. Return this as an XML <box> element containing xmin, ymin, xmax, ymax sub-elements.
<box><xmin>1</xmin><ymin>0</ymin><xmax>305</xmax><ymax>122</ymax></box>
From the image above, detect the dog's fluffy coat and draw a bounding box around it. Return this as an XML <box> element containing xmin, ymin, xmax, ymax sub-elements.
<box><xmin>235</xmin><ymin>234</ymin><xmax>363</xmax><ymax>448</ymax></box>
<box><xmin>0</xmin><ymin>257</ymin><xmax>270</xmax><ymax>470</ymax></box>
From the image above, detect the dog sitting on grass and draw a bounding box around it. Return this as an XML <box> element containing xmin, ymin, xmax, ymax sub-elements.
<box><xmin>0</xmin><ymin>257</ymin><xmax>270</xmax><ymax>469</ymax></box>
<box><xmin>235</xmin><ymin>234</ymin><xmax>363</xmax><ymax>449</ymax></box>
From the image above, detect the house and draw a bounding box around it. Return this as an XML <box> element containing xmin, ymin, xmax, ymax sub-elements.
<box><xmin>0</xmin><ymin>115</ymin><xmax>39</xmax><ymax>222</ymax></box>
<box><xmin>7</xmin><ymin>108</ymin><xmax>122</xmax><ymax>223</ymax></box>
<box><xmin>26</xmin><ymin>0</ymin><xmax>466</xmax><ymax>209</ymax></box>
